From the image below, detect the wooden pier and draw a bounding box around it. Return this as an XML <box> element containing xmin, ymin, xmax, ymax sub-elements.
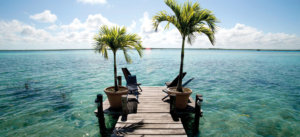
<box><xmin>95</xmin><ymin>86</ymin><xmax>203</xmax><ymax>137</ymax></box>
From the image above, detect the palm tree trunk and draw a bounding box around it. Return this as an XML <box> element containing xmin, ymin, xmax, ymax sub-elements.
<box><xmin>113</xmin><ymin>52</ymin><xmax>119</xmax><ymax>92</ymax></box>
<box><xmin>177</xmin><ymin>36</ymin><xmax>185</xmax><ymax>92</ymax></box>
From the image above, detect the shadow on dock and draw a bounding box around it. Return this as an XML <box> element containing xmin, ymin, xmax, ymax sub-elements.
<box><xmin>113</xmin><ymin>120</ymin><xmax>144</xmax><ymax>136</ymax></box>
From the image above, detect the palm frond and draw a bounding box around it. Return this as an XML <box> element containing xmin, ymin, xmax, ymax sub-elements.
<box><xmin>122</xmin><ymin>48</ymin><xmax>132</xmax><ymax>63</ymax></box>
<box><xmin>165</xmin><ymin>0</ymin><xmax>181</xmax><ymax>21</ymax></box>
<box><xmin>152</xmin><ymin>11</ymin><xmax>179</xmax><ymax>32</ymax></box>
<box><xmin>197</xmin><ymin>25</ymin><xmax>215</xmax><ymax>45</ymax></box>
<box><xmin>197</xmin><ymin>9</ymin><xmax>218</xmax><ymax>33</ymax></box>
<box><xmin>187</xmin><ymin>33</ymin><xmax>196</xmax><ymax>45</ymax></box>
<box><xmin>93</xmin><ymin>25</ymin><xmax>143</xmax><ymax>61</ymax></box>
<box><xmin>124</xmin><ymin>33</ymin><xmax>143</xmax><ymax>57</ymax></box>
<box><xmin>153</xmin><ymin>0</ymin><xmax>218</xmax><ymax>45</ymax></box>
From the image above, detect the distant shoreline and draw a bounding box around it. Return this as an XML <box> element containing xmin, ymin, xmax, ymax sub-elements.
<box><xmin>0</xmin><ymin>48</ymin><xmax>300</xmax><ymax>51</ymax></box>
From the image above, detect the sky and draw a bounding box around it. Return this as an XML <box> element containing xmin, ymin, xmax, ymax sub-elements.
<box><xmin>0</xmin><ymin>0</ymin><xmax>300</xmax><ymax>50</ymax></box>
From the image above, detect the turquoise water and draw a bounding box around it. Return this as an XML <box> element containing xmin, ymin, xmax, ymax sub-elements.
<box><xmin>0</xmin><ymin>49</ymin><xmax>299</xmax><ymax>137</ymax></box>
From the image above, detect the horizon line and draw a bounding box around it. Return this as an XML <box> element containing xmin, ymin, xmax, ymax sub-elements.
<box><xmin>0</xmin><ymin>48</ymin><xmax>300</xmax><ymax>51</ymax></box>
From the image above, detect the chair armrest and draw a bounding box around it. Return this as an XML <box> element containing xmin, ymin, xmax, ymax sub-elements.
<box><xmin>162</xmin><ymin>88</ymin><xmax>169</xmax><ymax>94</ymax></box>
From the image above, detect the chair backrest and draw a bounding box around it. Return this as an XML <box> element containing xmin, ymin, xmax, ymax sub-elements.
<box><xmin>122</xmin><ymin>68</ymin><xmax>131</xmax><ymax>81</ymax></box>
<box><xmin>182</xmin><ymin>78</ymin><xmax>194</xmax><ymax>87</ymax></box>
<box><xmin>127</xmin><ymin>75</ymin><xmax>138</xmax><ymax>91</ymax></box>
<box><xmin>168</xmin><ymin>72</ymin><xmax>187</xmax><ymax>87</ymax></box>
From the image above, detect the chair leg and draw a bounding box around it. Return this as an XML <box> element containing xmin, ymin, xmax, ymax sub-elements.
<box><xmin>162</xmin><ymin>94</ymin><xmax>169</xmax><ymax>101</ymax></box>
<box><xmin>136</xmin><ymin>92</ymin><xmax>139</xmax><ymax>103</ymax></box>
<box><xmin>138</xmin><ymin>85</ymin><xmax>142</xmax><ymax>92</ymax></box>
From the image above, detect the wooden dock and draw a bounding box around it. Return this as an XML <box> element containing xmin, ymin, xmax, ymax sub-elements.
<box><xmin>95</xmin><ymin>86</ymin><xmax>202</xmax><ymax>137</ymax></box>
<box><xmin>113</xmin><ymin>86</ymin><xmax>186</xmax><ymax>136</ymax></box>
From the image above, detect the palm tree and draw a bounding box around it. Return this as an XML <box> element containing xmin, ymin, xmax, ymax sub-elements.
<box><xmin>94</xmin><ymin>25</ymin><xmax>143</xmax><ymax>92</ymax></box>
<box><xmin>153</xmin><ymin>0</ymin><xmax>218</xmax><ymax>92</ymax></box>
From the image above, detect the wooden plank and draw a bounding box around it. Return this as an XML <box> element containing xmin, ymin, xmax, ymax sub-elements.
<box><xmin>138</xmin><ymin>95</ymin><xmax>166</xmax><ymax>97</ymax></box>
<box><xmin>137</xmin><ymin>106</ymin><xmax>169</xmax><ymax>108</ymax></box>
<box><xmin>117</xmin><ymin>119</ymin><xmax>181</xmax><ymax>124</ymax></box>
<box><xmin>122</xmin><ymin>113</ymin><xmax>175</xmax><ymax>120</ymax></box>
<box><xmin>140</xmin><ymin>91</ymin><xmax>165</xmax><ymax>93</ymax></box>
<box><xmin>115</xmin><ymin>123</ymin><xmax>184</xmax><ymax>129</ymax></box>
<box><xmin>138</xmin><ymin>104</ymin><xmax>168</xmax><ymax>106</ymax></box>
<box><xmin>138</xmin><ymin>102</ymin><xmax>167</xmax><ymax>105</ymax></box>
<box><xmin>116</xmin><ymin>135</ymin><xmax>187</xmax><ymax>137</ymax></box>
<box><xmin>113</xmin><ymin>129</ymin><xmax>186</xmax><ymax>135</ymax></box>
<box><xmin>139</xmin><ymin>95</ymin><xmax>166</xmax><ymax>98</ymax></box>
<box><xmin>137</xmin><ymin>106</ymin><xmax>169</xmax><ymax>109</ymax></box>
<box><xmin>137</xmin><ymin>109</ymin><xmax>169</xmax><ymax>113</ymax></box>
<box><xmin>139</xmin><ymin>86</ymin><xmax>165</xmax><ymax>89</ymax></box>
<box><xmin>137</xmin><ymin>98</ymin><xmax>167</xmax><ymax>101</ymax></box>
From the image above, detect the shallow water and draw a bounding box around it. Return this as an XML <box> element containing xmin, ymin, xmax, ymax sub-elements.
<box><xmin>0</xmin><ymin>49</ymin><xmax>299</xmax><ymax>137</ymax></box>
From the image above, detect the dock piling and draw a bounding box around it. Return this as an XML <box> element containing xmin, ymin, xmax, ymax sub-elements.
<box><xmin>95</xmin><ymin>94</ymin><xmax>106</xmax><ymax>136</ymax></box>
<box><xmin>194</xmin><ymin>94</ymin><xmax>203</xmax><ymax>135</ymax></box>
<box><xmin>121</xmin><ymin>95</ymin><xmax>128</xmax><ymax>115</ymax></box>
<box><xmin>170</xmin><ymin>94</ymin><xmax>179</xmax><ymax>121</ymax></box>
<box><xmin>117</xmin><ymin>76</ymin><xmax>122</xmax><ymax>86</ymax></box>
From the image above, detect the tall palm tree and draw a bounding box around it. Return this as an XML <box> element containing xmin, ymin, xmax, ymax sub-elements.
<box><xmin>94</xmin><ymin>25</ymin><xmax>143</xmax><ymax>92</ymax></box>
<box><xmin>153</xmin><ymin>0</ymin><xmax>218</xmax><ymax>92</ymax></box>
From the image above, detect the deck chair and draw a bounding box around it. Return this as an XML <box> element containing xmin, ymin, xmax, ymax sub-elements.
<box><xmin>162</xmin><ymin>78</ymin><xmax>194</xmax><ymax>100</ymax></box>
<box><xmin>126</xmin><ymin>75</ymin><xmax>141</xmax><ymax>102</ymax></box>
<box><xmin>162</xmin><ymin>73</ymin><xmax>194</xmax><ymax>101</ymax></box>
<box><xmin>122</xmin><ymin>68</ymin><xmax>142</xmax><ymax>91</ymax></box>
<box><xmin>162</xmin><ymin>72</ymin><xmax>187</xmax><ymax>95</ymax></box>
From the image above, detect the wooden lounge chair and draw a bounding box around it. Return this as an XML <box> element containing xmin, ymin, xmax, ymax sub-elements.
<box><xmin>165</xmin><ymin>72</ymin><xmax>187</xmax><ymax>87</ymax></box>
<box><xmin>122</xmin><ymin>68</ymin><xmax>142</xmax><ymax>91</ymax></box>
<box><xmin>162</xmin><ymin>78</ymin><xmax>194</xmax><ymax>100</ymax></box>
<box><xmin>126</xmin><ymin>75</ymin><xmax>141</xmax><ymax>102</ymax></box>
<box><xmin>162</xmin><ymin>73</ymin><xmax>194</xmax><ymax>100</ymax></box>
<box><xmin>162</xmin><ymin>72</ymin><xmax>187</xmax><ymax>96</ymax></box>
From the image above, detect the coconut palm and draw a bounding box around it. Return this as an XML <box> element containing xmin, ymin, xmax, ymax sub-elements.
<box><xmin>94</xmin><ymin>25</ymin><xmax>143</xmax><ymax>91</ymax></box>
<box><xmin>153</xmin><ymin>0</ymin><xmax>218</xmax><ymax>92</ymax></box>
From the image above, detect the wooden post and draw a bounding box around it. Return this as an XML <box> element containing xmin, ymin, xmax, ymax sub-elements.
<box><xmin>95</xmin><ymin>94</ymin><xmax>106</xmax><ymax>136</ymax></box>
<box><xmin>194</xmin><ymin>94</ymin><xmax>203</xmax><ymax>135</ymax></box>
<box><xmin>170</xmin><ymin>94</ymin><xmax>175</xmax><ymax>113</ymax></box>
<box><xmin>121</xmin><ymin>95</ymin><xmax>128</xmax><ymax>121</ymax></box>
<box><xmin>117</xmin><ymin>76</ymin><xmax>122</xmax><ymax>86</ymax></box>
<box><xmin>121</xmin><ymin>95</ymin><xmax>128</xmax><ymax>115</ymax></box>
<box><xmin>170</xmin><ymin>94</ymin><xmax>179</xmax><ymax>121</ymax></box>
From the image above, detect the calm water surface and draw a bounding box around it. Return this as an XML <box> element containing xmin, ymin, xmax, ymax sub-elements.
<box><xmin>0</xmin><ymin>49</ymin><xmax>299</xmax><ymax>137</ymax></box>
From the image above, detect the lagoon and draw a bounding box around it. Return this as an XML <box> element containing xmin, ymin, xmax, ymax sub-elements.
<box><xmin>0</xmin><ymin>49</ymin><xmax>299</xmax><ymax>136</ymax></box>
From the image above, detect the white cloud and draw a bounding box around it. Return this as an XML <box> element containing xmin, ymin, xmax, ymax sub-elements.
<box><xmin>139</xmin><ymin>12</ymin><xmax>300</xmax><ymax>49</ymax></box>
<box><xmin>47</xmin><ymin>24</ymin><xmax>58</xmax><ymax>31</ymax></box>
<box><xmin>127</xmin><ymin>21</ymin><xmax>136</xmax><ymax>32</ymax></box>
<box><xmin>0</xmin><ymin>13</ymin><xmax>115</xmax><ymax>49</ymax></box>
<box><xmin>61</xmin><ymin>18</ymin><xmax>84</xmax><ymax>31</ymax></box>
<box><xmin>140</xmin><ymin>12</ymin><xmax>156</xmax><ymax>34</ymax></box>
<box><xmin>0</xmin><ymin>20</ymin><xmax>52</xmax><ymax>42</ymax></box>
<box><xmin>30</xmin><ymin>10</ymin><xmax>57</xmax><ymax>23</ymax></box>
<box><xmin>56</xmin><ymin>14</ymin><xmax>116</xmax><ymax>44</ymax></box>
<box><xmin>77</xmin><ymin>0</ymin><xmax>106</xmax><ymax>4</ymax></box>
<box><xmin>212</xmin><ymin>24</ymin><xmax>300</xmax><ymax>49</ymax></box>
<box><xmin>0</xmin><ymin>12</ymin><xmax>299</xmax><ymax>50</ymax></box>
<box><xmin>85</xmin><ymin>14</ymin><xmax>115</xmax><ymax>30</ymax></box>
